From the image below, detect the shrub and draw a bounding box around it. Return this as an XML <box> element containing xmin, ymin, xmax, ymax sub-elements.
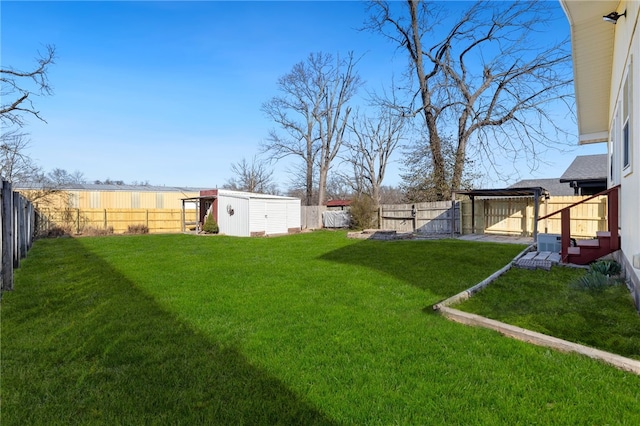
<box><xmin>82</xmin><ymin>226</ymin><xmax>114</xmax><ymax>236</ymax></box>
<box><xmin>349</xmin><ymin>195</ymin><xmax>377</xmax><ymax>230</ymax></box>
<box><xmin>202</xmin><ymin>215</ymin><xmax>219</xmax><ymax>234</ymax></box>
<box><xmin>126</xmin><ymin>224</ymin><xmax>149</xmax><ymax>234</ymax></box>
<box><xmin>572</xmin><ymin>260</ymin><xmax>623</xmax><ymax>291</ymax></box>
<box><xmin>589</xmin><ymin>259</ymin><xmax>621</xmax><ymax>276</ymax></box>
<box><xmin>38</xmin><ymin>226</ymin><xmax>71</xmax><ymax>238</ymax></box>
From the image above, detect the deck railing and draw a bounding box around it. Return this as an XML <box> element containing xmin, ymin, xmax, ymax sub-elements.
<box><xmin>538</xmin><ymin>185</ymin><xmax>620</xmax><ymax>262</ymax></box>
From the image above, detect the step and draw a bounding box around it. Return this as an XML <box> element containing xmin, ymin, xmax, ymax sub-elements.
<box><xmin>568</xmin><ymin>246</ymin><xmax>580</xmax><ymax>255</ymax></box>
<box><xmin>576</xmin><ymin>239</ymin><xmax>600</xmax><ymax>248</ymax></box>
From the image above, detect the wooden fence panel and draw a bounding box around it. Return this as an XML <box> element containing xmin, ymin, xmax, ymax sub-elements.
<box><xmin>1</xmin><ymin>181</ymin><xmax>37</xmax><ymax>296</ymax></box>
<box><xmin>301</xmin><ymin>206</ymin><xmax>325</xmax><ymax>230</ymax></box>
<box><xmin>35</xmin><ymin>208</ymin><xmax>198</xmax><ymax>235</ymax></box>
<box><xmin>1</xmin><ymin>182</ymin><xmax>13</xmax><ymax>291</ymax></box>
<box><xmin>483</xmin><ymin>198</ymin><xmax>531</xmax><ymax>236</ymax></box>
<box><xmin>538</xmin><ymin>196</ymin><xmax>607</xmax><ymax>238</ymax></box>
<box><xmin>380</xmin><ymin>201</ymin><xmax>459</xmax><ymax>234</ymax></box>
<box><xmin>458</xmin><ymin>196</ymin><xmax>606</xmax><ymax>238</ymax></box>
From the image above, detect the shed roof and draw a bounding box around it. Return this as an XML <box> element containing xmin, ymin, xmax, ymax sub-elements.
<box><xmin>559</xmin><ymin>154</ymin><xmax>608</xmax><ymax>182</ymax></box>
<box><xmin>509</xmin><ymin>178</ymin><xmax>574</xmax><ymax>196</ymax></box>
<box><xmin>214</xmin><ymin>189</ymin><xmax>300</xmax><ymax>201</ymax></box>
<box><xmin>326</xmin><ymin>199</ymin><xmax>352</xmax><ymax>207</ymax></box>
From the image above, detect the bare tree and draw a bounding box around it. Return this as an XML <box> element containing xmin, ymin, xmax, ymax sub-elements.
<box><xmin>262</xmin><ymin>52</ymin><xmax>362</xmax><ymax>206</ymax></box>
<box><xmin>0</xmin><ymin>131</ymin><xmax>44</xmax><ymax>183</ymax></box>
<box><xmin>1</xmin><ymin>45</ymin><xmax>56</xmax><ymax>127</ymax></box>
<box><xmin>325</xmin><ymin>173</ymin><xmax>354</xmax><ymax>201</ymax></box>
<box><xmin>366</xmin><ymin>1</ymin><xmax>573</xmax><ymax>200</ymax></box>
<box><xmin>224</xmin><ymin>156</ymin><xmax>277</xmax><ymax>194</ymax></box>
<box><xmin>400</xmin><ymin>133</ymin><xmax>480</xmax><ymax>203</ymax></box>
<box><xmin>0</xmin><ymin>132</ymin><xmax>76</xmax><ymax>208</ymax></box>
<box><xmin>378</xmin><ymin>185</ymin><xmax>404</xmax><ymax>204</ymax></box>
<box><xmin>345</xmin><ymin>107</ymin><xmax>405</xmax><ymax>208</ymax></box>
<box><xmin>47</xmin><ymin>168</ymin><xmax>86</xmax><ymax>185</ymax></box>
<box><xmin>284</xmin><ymin>161</ymin><xmax>318</xmax><ymax>204</ymax></box>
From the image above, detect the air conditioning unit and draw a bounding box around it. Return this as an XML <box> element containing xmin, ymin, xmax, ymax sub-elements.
<box><xmin>538</xmin><ymin>233</ymin><xmax>561</xmax><ymax>253</ymax></box>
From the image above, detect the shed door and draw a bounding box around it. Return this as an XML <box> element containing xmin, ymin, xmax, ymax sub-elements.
<box><xmin>265</xmin><ymin>201</ymin><xmax>287</xmax><ymax>235</ymax></box>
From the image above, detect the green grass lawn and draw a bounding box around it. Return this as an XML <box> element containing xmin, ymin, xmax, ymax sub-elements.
<box><xmin>455</xmin><ymin>265</ymin><xmax>640</xmax><ymax>360</ymax></box>
<box><xmin>2</xmin><ymin>231</ymin><xmax>640</xmax><ymax>424</ymax></box>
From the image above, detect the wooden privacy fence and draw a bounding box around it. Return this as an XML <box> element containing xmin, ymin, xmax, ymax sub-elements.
<box><xmin>380</xmin><ymin>201</ymin><xmax>460</xmax><ymax>234</ymax></box>
<box><xmin>33</xmin><ymin>196</ymin><xmax>603</xmax><ymax>237</ymax></box>
<box><xmin>379</xmin><ymin>196</ymin><xmax>605</xmax><ymax>238</ymax></box>
<box><xmin>301</xmin><ymin>206</ymin><xmax>326</xmax><ymax>229</ymax></box>
<box><xmin>459</xmin><ymin>196</ymin><xmax>607</xmax><ymax>238</ymax></box>
<box><xmin>1</xmin><ymin>181</ymin><xmax>37</xmax><ymax>296</ymax></box>
<box><xmin>36</xmin><ymin>208</ymin><xmax>199</xmax><ymax>235</ymax></box>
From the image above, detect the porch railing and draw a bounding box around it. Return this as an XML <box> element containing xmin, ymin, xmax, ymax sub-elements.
<box><xmin>537</xmin><ymin>185</ymin><xmax>620</xmax><ymax>262</ymax></box>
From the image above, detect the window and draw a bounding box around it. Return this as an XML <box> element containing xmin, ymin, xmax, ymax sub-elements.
<box><xmin>90</xmin><ymin>191</ymin><xmax>100</xmax><ymax>208</ymax></box>
<box><xmin>131</xmin><ymin>192</ymin><xmax>140</xmax><ymax>209</ymax></box>
<box><xmin>68</xmin><ymin>192</ymin><xmax>79</xmax><ymax>208</ymax></box>
<box><xmin>611</xmin><ymin>103</ymin><xmax>622</xmax><ymax>186</ymax></box>
<box><xmin>156</xmin><ymin>193</ymin><xmax>164</xmax><ymax>209</ymax></box>
<box><xmin>622</xmin><ymin>61</ymin><xmax>632</xmax><ymax>172</ymax></box>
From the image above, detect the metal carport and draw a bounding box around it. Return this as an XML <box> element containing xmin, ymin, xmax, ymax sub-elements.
<box><xmin>452</xmin><ymin>187</ymin><xmax>549</xmax><ymax>242</ymax></box>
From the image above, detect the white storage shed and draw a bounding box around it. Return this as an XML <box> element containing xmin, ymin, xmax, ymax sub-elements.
<box><xmin>194</xmin><ymin>189</ymin><xmax>301</xmax><ymax>237</ymax></box>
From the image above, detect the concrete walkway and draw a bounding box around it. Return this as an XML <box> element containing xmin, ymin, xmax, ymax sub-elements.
<box><xmin>456</xmin><ymin>234</ymin><xmax>534</xmax><ymax>245</ymax></box>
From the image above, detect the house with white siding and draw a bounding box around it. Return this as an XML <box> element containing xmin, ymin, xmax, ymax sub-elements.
<box><xmin>561</xmin><ymin>0</ymin><xmax>640</xmax><ymax>309</ymax></box>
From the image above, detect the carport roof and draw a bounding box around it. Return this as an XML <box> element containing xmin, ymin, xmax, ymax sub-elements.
<box><xmin>454</xmin><ymin>187</ymin><xmax>549</xmax><ymax>198</ymax></box>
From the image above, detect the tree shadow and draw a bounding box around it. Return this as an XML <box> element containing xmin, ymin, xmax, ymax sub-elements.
<box><xmin>319</xmin><ymin>238</ymin><xmax>526</xmax><ymax>302</ymax></box>
<box><xmin>3</xmin><ymin>238</ymin><xmax>336</xmax><ymax>425</ymax></box>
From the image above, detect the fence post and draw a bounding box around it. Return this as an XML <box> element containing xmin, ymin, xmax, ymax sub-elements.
<box><xmin>1</xmin><ymin>181</ymin><xmax>14</xmax><ymax>292</ymax></box>
<box><xmin>27</xmin><ymin>201</ymin><xmax>34</xmax><ymax>250</ymax></box>
<box><xmin>16</xmin><ymin>193</ymin><xmax>27</xmax><ymax>262</ymax></box>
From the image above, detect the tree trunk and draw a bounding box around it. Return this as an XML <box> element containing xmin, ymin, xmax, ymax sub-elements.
<box><xmin>425</xmin><ymin>114</ymin><xmax>448</xmax><ymax>200</ymax></box>
<box><xmin>305</xmin><ymin>160</ymin><xmax>313</xmax><ymax>206</ymax></box>
<box><xmin>451</xmin><ymin>131</ymin><xmax>468</xmax><ymax>193</ymax></box>
<box><xmin>317</xmin><ymin>166</ymin><xmax>328</xmax><ymax>208</ymax></box>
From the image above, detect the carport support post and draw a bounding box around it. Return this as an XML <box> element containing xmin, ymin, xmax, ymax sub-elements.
<box><xmin>450</xmin><ymin>192</ymin><xmax>455</xmax><ymax>237</ymax></box>
<box><xmin>181</xmin><ymin>199</ymin><xmax>186</xmax><ymax>232</ymax></box>
<box><xmin>532</xmin><ymin>191</ymin><xmax>538</xmax><ymax>241</ymax></box>
<box><xmin>470</xmin><ymin>195</ymin><xmax>476</xmax><ymax>234</ymax></box>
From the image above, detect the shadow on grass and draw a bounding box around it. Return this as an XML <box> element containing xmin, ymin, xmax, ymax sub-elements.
<box><xmin>319</xmin><ymin>238</ymin><xmax>526</xmax><ymax>302</ymax></box>
<box><xmin>2</xmin><ymin>238</ymin><xmax>336</xmax><ymax>425</ymax></box>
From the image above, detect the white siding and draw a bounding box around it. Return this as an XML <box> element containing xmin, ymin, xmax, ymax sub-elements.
<box><xmin>249</xmin><ymin>198</ymin><xmax>266</xmax><ymax>235</ymax></box>
<box><xmin>265</xmin><ymin>200</ymin><xmax>287</xmax><ymax>235</ymax></box>
<box><xmin>218</xmin><ymin>194</ymin><xmax>250</xmax><ymax>237</ymax></box>
<box><xmin>287</xmin><ymin>199</ymin><xmax>301</xmax><ymax>229</ymax></box>
<box><xmin>606</xmin><ymin>2</ymin><xmax>640</xmax><ymax>304</ymax></box>
<box><xmin>620</xmin><ymin>25</ymin><xmax>640</xmax><ymax>293</ymax></box>
<box><xmin>213</xmin><ymin>190</ymin><xmax>301</xmax><ymax>237</ymax></box>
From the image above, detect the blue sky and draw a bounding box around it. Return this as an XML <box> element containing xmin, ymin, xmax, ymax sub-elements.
<box><xmin>2</xmin><ymin>1</ymin><xmax>605</xmax><ymax>191</ymax></box>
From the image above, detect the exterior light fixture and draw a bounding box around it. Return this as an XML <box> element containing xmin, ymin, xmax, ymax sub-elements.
<box><xmin>603</xmin><ymin>10</ymin><xmax>626</xmax><ymax>24</ymax></box>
